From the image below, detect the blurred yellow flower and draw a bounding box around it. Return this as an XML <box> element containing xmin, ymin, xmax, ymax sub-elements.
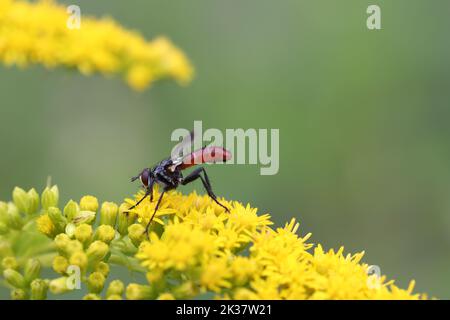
<box><xmin>0</xmin><ymin>0</ymin><xmax>193</xmax><ymax>90</ymax></box>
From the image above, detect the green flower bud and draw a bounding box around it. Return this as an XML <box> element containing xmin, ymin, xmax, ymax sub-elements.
<box><xmin>47</xmin><ymin>207</ymin><xmax>67</xmax><ymax>233</ymax></box>
<box><xmin>63</xmin><ymin>200</ymin><xmax>79</xmax><ymax>221</ymax></box>
<box><xmin>27</xmin><ymin>188</ymin><xmax>40</xmax><ymax>214</ymax></box>
<box><xmin>74</xmin><ymin>223</ymin><xmax>93</xmax><ymax>245</ymax></box>
<box><xmin>11</xmin><ymin>288</ymin><xmax>27</xmax><ymax>300</ymax></box>
<box><xmin>87</xmin><ymin>271</ymin><xmax>105</xmax><ymax>293</ymax></box>
<box><xmin>30</xmin><ymin>279</ymin><xmax>49</xmax><ymax>300</ymax></box>
<box><xmin>86</xmin><ymin>241</ymin><xmax>109</xmax><ymax>263</ymax></box>
<box><xmin>2</xmin><ymin>256</ymin><xmax>18</xmax><ymax>270</ymax></box>
<box><xmin>107</xmin><ymin>294</ymin><xmax>122</xmax><ymax>300</ymax></box>
<box><xmin>100</xmin><ymin>202</ymin><xmax>118</xmax><ymax>227</ymax></box>
<box><xmin>6</xmin><ymin>203</ymin><xmax>22</xmax><ymax>229</ymax></box>
<box><xmin>80</xmin><ymin>195</ymin><xmax>98</xmax><ymax>212</ymax></box>
<box><xmin>0</xmin><ymin>240</ymin><xmax>13</xmax><ymax>257</ymax></box>
<box><xmin>128</xmin><ymin>224</ymin><xmax>146</xmax><ymax>247</ymax></box>
<box><xmin>24</xmin><ymin>258</ymin><xmax>41</xmax><ymax>283</ymax></box>
<box><xmin>69</xmin><ymin>251</ymin><xmax>88</xmax><ymax>271</ymax></box>
<box><xmin>41</xmin><ymin>185</ymin><xmax>59</xmax><ymax>210</ymax></box>
<box><xmin>83</xmin><ymin>293</ymin><xmax>101</xmax><ymax>300</ymax></box>
<box><xmin>72</xmin><ymin>211</ymin><xmax>96</xmax><ymax>225</ymax></box>
<box><xmin>3</xmin><ymin>269</ymin><xmax>26</xmax><ymax>288</ymax></box>
<box><xmin>12</xmin><ymin>187</ymin><xmax>29</xmax><ymax>214</ymax></box>
<box><xmin>117</xmin><ymin>203</ymin><xmax>136</xmax><ymax>235</ymax></box>
<box><xmin>126</xmin><ymin>283</ymin><xmax>156</xmax><ymax>300</ymax></box>
<box><xmin>106</xmin><ymin>280</ymin><xmax>124</xmax><ymax>298</ymax></box>
<box><xmin>49</xmin><ymin>277</ymin><xmax>70</xmax><ymax>294</ymax></box>
<box><xmin>52</xmin><ymin>256</ymin><xmax>69</xmax><ymax>274</ymax></box>
<box><xmin>94</xmin><ymin>261</ymin><xmax>110</xmax><ymax>277</ymax></box>
<box><xmin>95</xmin><ymin>225</ymin><xmax>116</xmax><ymax>244</ymax></box>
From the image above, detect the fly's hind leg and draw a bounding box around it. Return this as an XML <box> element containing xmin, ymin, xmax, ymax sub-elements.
<box><xmin>181</xmin><ymin>167</ymin><xmax>229</xmax><ymax>212</ymax></box>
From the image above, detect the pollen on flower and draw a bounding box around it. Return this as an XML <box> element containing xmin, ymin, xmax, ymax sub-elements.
<box><xmin>36</xmin><ymin>214</ymin><xmax>55</xmax><ymax>237</ymax></box>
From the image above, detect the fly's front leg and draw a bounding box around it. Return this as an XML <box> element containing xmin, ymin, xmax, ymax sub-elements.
<box><xmin>181</xmin><ymin>167</ymin><xmax>229</xmax><ymax>212</ymax></box>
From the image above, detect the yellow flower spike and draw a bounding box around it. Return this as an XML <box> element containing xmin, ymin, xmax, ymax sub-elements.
<box><xmin>87</xmin><ymin>271</ymin><xmax>106</xmax><ymax>294</ymax></box>
<box><xmin>106</xmin><ymin>280</ymin><xmax>125</xmax><ymax>298</ymax></box>
<box><xmin>100</xmin><ymin>202</ymin><xmax>118</xmax><ymax>227</ymax></box>
<box><xmin>0</xmin><ymin>0</ymin><xmax>193</xmax><ymax>91</ymax></box>
<box><xmin>2</xmin><ymin>256</ymin><xmax>18</xmax><ymax>270</ymax></box>
<box><xmin>94</xmin><ymin>225</ymin><xmax>116</xmax><ymax>244</ymax></box>
<box><xmin>94</xmin><ymin>261</ymin><xmax>110</xmax><ymax>277</ymax></box>
<box><xmin>36</xmin><ymin>214</ymin><xmax>55</xmax><ymax>237</ymax></box>
<box><xmin>52</xmin><ymin>256</ymin><xmax>69</xmax><ymax>274</ymax></box>
<box><xmin>74</xmin><ymin>223</ymin><xmax>93</xmax><ymax>245</ymax></box>
<box><xmin>80</xmin><ymin>196</ymin><xmax>98</xmax><ymax>212</ymax></box>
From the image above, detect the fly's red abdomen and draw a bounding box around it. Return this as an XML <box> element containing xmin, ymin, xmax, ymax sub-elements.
<box><xmin>180</xmin><ymin>146</ymin><xmax>232</xmax><ymax>169</ymax></box>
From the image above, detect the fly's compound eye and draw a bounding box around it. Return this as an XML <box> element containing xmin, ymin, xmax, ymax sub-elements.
<box><xmin>140</xmin><ymin>169</ymin><xmax>150</xmax><ymax>187</ymax></box>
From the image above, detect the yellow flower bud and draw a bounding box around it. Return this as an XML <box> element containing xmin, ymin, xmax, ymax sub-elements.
<box><xmin>2</xmin><ymin>256</ymin><xmax>18</xmax><ymax>270</ymax></box>
<box><xmin>65</xmin><ymin>223</ymin><xmax>76</xmax><ymax>237</ymax></box>
<box><xmin>47</xmin><ymin>207</ymin><xmax>67</xmax><ymax>234</ymax></box>
<box><xmin>49</xmin><ymin>277</ymin><xmax>71</xmax><ymax>294</ymax></box>
<box><xmin>12</xmin><ymin>187</ymin><xmax>29</xmax><ymax>214</ymax></box>
<box><xmin>3</xmin><ymin>269</ymin><xmax>26</xmax><ymax>288</ymax></box>
<box><xmin>24</xmin><ymin>258</ymin><xmax>41</xmax><ymax>283</ymax></box>
<box><xmin>107</xmin><ymin>294</ymin><xmax>122</xmax><ymax>300</ymax></box>
<box><xmin>87</xmin><ymin>271</ymin><xmax>106</xmax><ymax>293</ymax></box>
<box><xmin>86</xmin><ymin>241</ymin><xmax>109</xmax><ymax>263</ymax></box>
<box><xmin>11</xmin><ymin>288</ymin><xmax>27</xmax><ymax>300</ymax></box>
<box><xmin>126</xmin><ymin>283</ymin><xmax>155</xmax><ymax>300</ymax></box>
<box><xmin>128</xmin><ymin>224</ymin><xmax>146</xmax><ymax>247</ymax></box>
<box><xmin>30</xmin><ymin>279</ymin><xmax>49</xmax><ymax>300</ymax></box>
<box><xmin>65</xmin><ymin>240</ymin><xmax>84</xmax><ymax>257</ymax></box>
<box><xmin>63</xmin><ymin>200</ymin><xmax>79</xmax><ymax>221</ymax></box>
<box><xmin>27</xmin><ymin>188</ymin><xmax>40</xmax><ymax>214</ymax></box>
<box><xmin>100</xmin><ymin>201</ymin><xmax>118</xmax><ymax>227</ymax></box>
<box><xmin>54</xmin><ymin>233</ymin><xmax>71</xmax><ymax>252</ymax></box>
<box><xmin>106</xmin><ymin>280</ymin><xmax>125</xmax><ymax>298</ymax></box>
<box><xmin>157</xmin><ymin>293</ymin><xmax>175</xmax><ymax>300</ymax></box>
<box><xmin>80</xmin><ymin>195</ymin><xmax>98</xmax><ymax>212</ymax></box>
<box><xmin>41</xmin><ymin>185</ymin><xmax>59</xmax><ymax>210</ymax></box>
<box><xmin>52</xmin><ymin>256</ymin><xmax>69</xmax><ymax>274</ymax></box>
<box><xmin>36</xmin><ymin>214</ymin><xmax>55</xmax><ymax>237</ymax></box>
<box><xmin>94</xmin><ymin>261</ymin><xmax>110</xmax><ymax>277</ymax></box>
<box><xmin>83</xmin><ymin>293</ymin><xmax>101</xmax><ymax>300</ymax></box>
<box><xmin>117</xmin><ymin>203</ymin><xmax>136</xmax><ymax>235</ymax></box>
<box><xmin>74</xmin><ymin>223</ymin><xmax>93</xmax><ymax>245</ymax></box>
<box><xmin>146</xmin><ymin>269</ymin><xmax>163</xmax><ymax>283</ymax></box>
<box><xmin>69</xmin><ymin>251</ymin><xmax>88</xmax><ymax>271</ymax></box>
<box><xmin>95</xmin><ymin>225</ymin><xmax>116</xmax><ymax>244</ymax></box>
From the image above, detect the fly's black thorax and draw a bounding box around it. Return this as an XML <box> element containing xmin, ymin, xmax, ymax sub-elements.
<box><xmin>152</xmin><ymin>158</ymin><xmax>183</xmax><ymax>189</ymax></box>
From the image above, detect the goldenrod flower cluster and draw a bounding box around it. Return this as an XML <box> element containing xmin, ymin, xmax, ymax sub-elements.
<box><xmin>0</xmin><ymin>0</ymin><xmax>193</xmax><ymax>90</ymax></box>
<box><xmin>0</xmin><ymin>184</ymin><xmax>426</xmax><ymax>300</ymax></box>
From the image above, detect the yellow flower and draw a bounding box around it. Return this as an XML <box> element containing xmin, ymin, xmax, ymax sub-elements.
<box><xmin>0</xmin><ymin>0</ymin><xmax>193</xmax><ymax>91</ymax></box>
<box><xmin>36</xmin><ymin>214</ymin><xmax>55</xmax><ymax>237</ymax></box>
<box><xmin>200</xmin><ymin>258</ymin><xmax>231</xmax><ymax>293</ymax></box>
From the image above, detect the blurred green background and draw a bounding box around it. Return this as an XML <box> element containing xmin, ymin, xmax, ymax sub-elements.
<box><xmin>1</xmin><ymin>0</ymin><xmax>450</xmax><ymax>298</ymax></box>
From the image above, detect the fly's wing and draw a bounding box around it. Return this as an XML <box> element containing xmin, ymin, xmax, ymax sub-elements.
<box><xmin>179</xmin><ymin>146</ymin><xmax>232</xmax><ymax>170</ymax></box>
<box><xmin>170</xmin><ymin>130</ymin><xmax>195</xmax><ymax>165</ymax></box>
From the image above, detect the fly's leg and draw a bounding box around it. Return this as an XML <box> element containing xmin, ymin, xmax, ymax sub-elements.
<box><xmin>181</xmin><ymin>167</ymin><xmax>229</xmax><ymax>212</ymax></box>
<box><xmin>126</xmin><ymin>188</ymin><xmax>151</xmax><ymax>212</ymax></box>
<box><xmin>144</xmin><ymin>189</ymin><xmax>166</xmax><ymax>236</ymax></box>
